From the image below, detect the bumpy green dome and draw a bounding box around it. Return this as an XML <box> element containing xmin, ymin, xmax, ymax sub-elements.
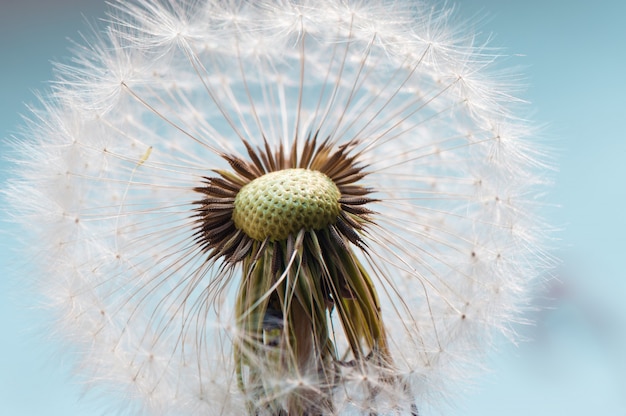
<box><xmin>233</xmin><ymin>168</ymin><xmax>341</xmax><ymax>241</ymax></box>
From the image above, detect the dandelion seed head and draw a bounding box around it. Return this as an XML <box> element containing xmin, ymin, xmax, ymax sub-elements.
<box><xmin>3</xmin><ymin>0</ymin><xmax>553</xmax><ymax>414</ymax></box>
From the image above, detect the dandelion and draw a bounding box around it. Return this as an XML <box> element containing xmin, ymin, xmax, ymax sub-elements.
<box><xmin>4</xmin><ymin>0</ymin><xmax>551</xmax><ymax>414</ymax></box>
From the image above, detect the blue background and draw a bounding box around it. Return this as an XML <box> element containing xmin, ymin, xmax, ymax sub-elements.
<box><xmin>1</xmin><ymin>1</ymin><xmax>625</xmax><ymax>414</ymax></box>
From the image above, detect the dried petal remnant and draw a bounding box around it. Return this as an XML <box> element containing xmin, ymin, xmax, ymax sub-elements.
<box><xmin>232</xmin><ymin>168</ymin><xmax>341</xmax><ymax>241</ymax></box>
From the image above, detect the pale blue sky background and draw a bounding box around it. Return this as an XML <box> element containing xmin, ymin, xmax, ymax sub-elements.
<box><xmin>1</xmin><ymin>1</ymin><xmax>625</xmax><ymax>415</ymax></box>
